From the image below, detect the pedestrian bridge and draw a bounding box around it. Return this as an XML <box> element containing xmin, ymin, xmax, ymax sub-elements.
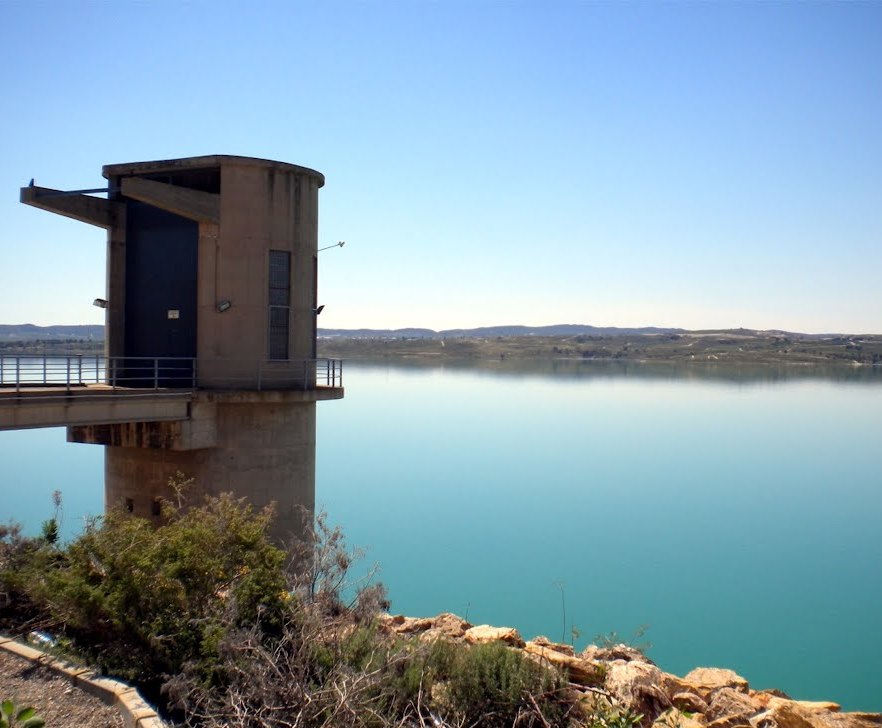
<box><xmin>0</xmin><ymin>355</ymin><xmax>343</xmax><ymax>431</ymax></box>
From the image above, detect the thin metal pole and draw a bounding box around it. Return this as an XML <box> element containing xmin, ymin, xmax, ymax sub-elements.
<box><xmin>16</xmin><ymin>358</ymin><xmax>20</xmax><ymax>393</ymax></box>
<box><xmin>66</xmin><ymin>357</ymin><xmax>71</xmax><ymax>393</ymax></box>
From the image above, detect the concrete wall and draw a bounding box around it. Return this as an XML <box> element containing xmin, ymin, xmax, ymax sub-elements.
<box><xmin>105</xmin><ymin>400</ymin><xmax>316</xmax><ymax>544</ymax></box>
<box><xmin>196</xmin><ymin>163</ymin><xmax>320</xmax><ymax>385</ymax></box>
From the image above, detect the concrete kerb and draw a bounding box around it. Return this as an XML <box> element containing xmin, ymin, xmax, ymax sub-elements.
<box><xmin>0</xmin><ymin>634</ymin><xmax>165</xmax><ymax>728</ymax></box>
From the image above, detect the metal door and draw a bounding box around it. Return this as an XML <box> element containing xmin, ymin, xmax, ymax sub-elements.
<box><xmin>123</xmin><ymin>201</ymin><xmax>197</xmax><ymax>387</ymax></box>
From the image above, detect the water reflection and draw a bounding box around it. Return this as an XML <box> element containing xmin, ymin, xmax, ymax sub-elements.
<box><xmin>341</xmin><ymin>357</ymin><xmax>882</xmax><ymax>385</ymax></box>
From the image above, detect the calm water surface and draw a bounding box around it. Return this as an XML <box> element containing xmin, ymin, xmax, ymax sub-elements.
<box><xmin>3</xmin><ymin>362</ymin><xmax>881</xmax><ymax>710</ymax></box>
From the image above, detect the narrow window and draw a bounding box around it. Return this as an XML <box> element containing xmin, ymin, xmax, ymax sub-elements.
<box><xmin>125</xmin><ymin>498</ymin><xmax>134</xmax><ymax>513</ymax></box>
<box><xmin>268</xmin><ymin>250</ymin><xmax>291</xmax><ymax>360</ymax></box>
<box><xmin>151</xmin><ymin>499</ymin><xmax>162</xmax><ymax>516</ymax></box>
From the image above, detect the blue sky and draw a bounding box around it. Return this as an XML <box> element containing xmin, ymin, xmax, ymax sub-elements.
<box><xmin>1</xmin><ymin>1</ymin><xmax>880</xmax><ymax>333</ymax></box>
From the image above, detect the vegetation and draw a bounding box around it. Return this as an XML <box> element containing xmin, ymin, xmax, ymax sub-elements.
<box><xmin>0</xmin><ymin>700</ymin><xmax>44</xmax><ymax>728</ymax></box>
<box><xmin>318</xmin><ymin>331</ymin><xmax>882</xmax><ymax>368</ymax></box>
<box><xmin>1</xmin><ymin>483</ymin><xmax>634</xmax><ymax>727</ymax></box>
<box><xmin>0</xmin><ymin>338</ymin><xmax>102</xmax><ymax>356</ymax></box>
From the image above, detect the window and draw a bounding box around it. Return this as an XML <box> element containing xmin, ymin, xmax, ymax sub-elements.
<box><xmin>268</xmin><ymin>250</ymin><xmax>291</xmax><ymax>360</ymax></box>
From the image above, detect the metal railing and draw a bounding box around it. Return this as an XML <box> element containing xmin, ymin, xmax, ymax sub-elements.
<box><xmin>0</xmin><ymin>355</ymin><xmax>342</xmax><ymax>393</ymax></box>
<box><xmin>195</xmin><ymin>358</ymin><xmax>343</xmax><ymax>390</ymax></box>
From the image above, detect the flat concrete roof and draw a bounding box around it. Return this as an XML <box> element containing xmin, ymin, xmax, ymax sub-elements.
<box><xmin>103</xmin><ymin>155</ymin><xmax>324</xmax><ymax>187</ymax></box>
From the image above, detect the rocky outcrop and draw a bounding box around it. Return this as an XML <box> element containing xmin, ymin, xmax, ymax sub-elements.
<box><xmin>381</xmin><ymin>613</ymin><xmax>880</xmax><ymax>728</ymax></box>
<box><xmin>604</xmin><ymin>660</ymin><xmax>673</xmax><ymax>716</ymax></box>
<box><xmin>684</xmin><ymin>667</ymin><xmax>751</xmax><ymax>698</ymax></box>
<box><xmin>524</xmin><ymin>639</ymin><xmax>606</xmax><ymax>686</ymax></box>
<box><xmin>464</xmin><ymin>624</ymin><xmax>526</xmax><ymax>647</ymax></box>
<box><xmin>379</xmin><ymin>612</ymin><xmax>472</xmax><ymax>641</ymax></box>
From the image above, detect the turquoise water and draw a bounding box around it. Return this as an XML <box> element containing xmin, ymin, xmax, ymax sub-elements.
<box><xmin>3</xmin><ymin>362</ymin><xmax>881</xmax><ymax>710</ymax></box>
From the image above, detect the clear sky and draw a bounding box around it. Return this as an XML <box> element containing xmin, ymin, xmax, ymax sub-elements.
<box><xmin>1</xmin><ymin>1</ymin><xmax>880</xmax><ymax>334</ymax></box>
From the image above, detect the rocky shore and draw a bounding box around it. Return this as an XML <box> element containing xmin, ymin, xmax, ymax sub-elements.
<box><xmin>380</xmin><ymin>613</ymin><xmax>881</xmax><ymax>728</ymax></box>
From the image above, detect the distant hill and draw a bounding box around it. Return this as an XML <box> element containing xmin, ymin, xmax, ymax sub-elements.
<box><xmin>0</xmin><ymin>323</ymin><xmax>866</xmax><ymax>343</ymax></box>
<box><xmin>0</xmin><ymin>324</ymin><xmax>104</xmax><ymax>341</ymax></box>
<box><xmin>317</xmin><ymin>324</ymin><xmax>688</xmax><ymax>338</ymax></box>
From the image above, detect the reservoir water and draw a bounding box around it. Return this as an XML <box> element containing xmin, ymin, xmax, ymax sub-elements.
<box><xmin>3</xmin><ymin>361</ymin><xmax>881</xmax><ymax>710</ymax></box>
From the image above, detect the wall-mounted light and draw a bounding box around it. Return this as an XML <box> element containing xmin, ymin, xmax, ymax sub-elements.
<box><xmin>93</xmin><ymin>298</ymin><xmax>108</xmax><ymax>309</ymax></box>
<box><xmin>216</xmin><ymin>300</ymin><xmax>232</xmax><ymax>313</ymax></box>
<box><xmin>314</xmin><ymin>305</ymin><xmax>325</xmax><ymax>315</ymax></box>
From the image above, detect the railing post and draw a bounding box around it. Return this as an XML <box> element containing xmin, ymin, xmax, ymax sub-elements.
<box><xmin>16</xmin><ymin>357</ymin><xmax>20</xmax><ymax>393</ymax></box>
<box><xmin>154</xmin><ymin>359</ymin><xmax>159</xmax><ymax>390</ymax></box>
<box><xmin>0</xmin><ymin>354</ymin><xmax>4</xmax><ymax>386</ymax></box>
<box><xmin>339</xmin><ymin>359</ymin><xmax>343</xmax><ymax>387</ymax></box>
<box><xmin>111</xmin><ymin>358</ymin><xmax>117</xmax><ymax>390</ymax></box>
<box><xmin>78</xmin><ymin>355</ymin><xmax>83</xmax><ymax>385</ymax></box>
<box><xmin>192</xmin><ymin>358</ymin><xmax>197</xmax><ymax>390</ymax></box>
<box><xmin>42</xmin><ymin>356</ymin><xmax>47</xmax><ymax>385</ymax></box>
<box><xmin>66</xmin><ymin>357</ymin><xmax>71</xmax><ymax>393</ymax></box>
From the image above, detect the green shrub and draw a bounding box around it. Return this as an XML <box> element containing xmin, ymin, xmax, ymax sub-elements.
<box><xmin>0</xmin><ymin>700</ymin><xmax>44</xmax><ymax>728</ymax></box>
<box><xmin>438</xmin><ymin>641</ymin><xmax>568</xmax><ymax>728</ymax></box>
<box><xmin>8</xmin><ymin>488</ymin><xmax>585</xmax><ymax>727</ymax></box>
<box><xmin>26</xmin><ymin>479</ymin><xmax>286</xmax><ymax>686</ymax></box>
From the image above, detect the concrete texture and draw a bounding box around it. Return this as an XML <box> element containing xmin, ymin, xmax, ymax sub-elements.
<box><xmin>0</xmin><ymin>388</ymin><xmax>191</xmax><ymax>431</ymax></box>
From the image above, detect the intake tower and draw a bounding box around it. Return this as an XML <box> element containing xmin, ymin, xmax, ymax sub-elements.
<box><xmin>11</xmin><ymin>155</ymin><xmax>343</xmax><ymax>542</ymax></box>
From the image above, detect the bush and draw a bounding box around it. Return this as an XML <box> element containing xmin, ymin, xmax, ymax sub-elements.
<box><xmin>8</xmin><ymin>484</ymin><xmax>581</xmax><ymax>727</ymax></box>
<box><xmin>26</xmin><ymin>476</ymin><xmax>286</xmax><ymax>687</ymax></box>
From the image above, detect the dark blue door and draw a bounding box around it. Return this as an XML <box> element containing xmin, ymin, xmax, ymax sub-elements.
<box><xmin>123</xmin><ymin>201</ymin><xmax>197</xmax><ymax>387</ymax></box>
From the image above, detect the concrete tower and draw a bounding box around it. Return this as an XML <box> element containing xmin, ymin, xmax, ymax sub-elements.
<box><xmin>19</xmin><ymin>155</ymin><xmax>343</xmax><ymax>543</ymax></box>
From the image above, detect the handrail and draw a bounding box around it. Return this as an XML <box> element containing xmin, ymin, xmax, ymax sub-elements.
<box><xmin>0</xmin><ymin>355</ymin><xmax>343</xmax><ymax>392</ymax></box>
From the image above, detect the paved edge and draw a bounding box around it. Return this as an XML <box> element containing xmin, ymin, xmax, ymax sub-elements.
<box><xmin>0</xmin><ymin>634</ymin><xmax>165</xmax><ymax>728</ymax></box>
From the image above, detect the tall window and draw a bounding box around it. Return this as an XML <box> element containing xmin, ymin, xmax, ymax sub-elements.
<box><xmin>268</xmin><ymin>250</ymin><xmax>291</xmax><ymax>360</ymax></box>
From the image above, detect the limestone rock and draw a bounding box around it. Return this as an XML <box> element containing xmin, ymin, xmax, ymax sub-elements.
<box><xmin>524</xmin><ymin>640</ymin><xmax>605</xmax><ymax>686</ymax></box>
<box><xmin>790</xmin><ymin>703</ymin><xmax>841</xmax><ymax>714</ymax></box>
<box><xmin>532</xmin><ymin>635</ymin><xmax>575</xmax><ymax>656</ymax></box>
<box><xmin>751</xmin><ymin>701</ymin><xmax>882</xmax><ymax>728</ymax></box>
<box><xmin>706</xmin><ymin>687</ymin><xmax>762</xmax><ymax>723</ymax></box>
<box><xmin>583</xmin><ymin>643</ymin><xmax>655</xmax><ymax>664</ymax></box>
<box><xmin>605</xmin><ymin>660</ymin><xmax>672</xmax><ymax>719</ymax></box>
<box><xmin>428</xmin><ymin>612</ymin><xmax>473</xmax><ymax>639</ymax></box>
<box><xmin>708</xmin><ymin>715</ymin><xmax>755</xmax><ymax>728</ymax></box>
<box><xmin>653</xmin><ymin>709</ymin><xmax>707</xmax><ymax>728</ymax></box>
<box><xmin>380</xmin><ymin>612</ymin><xmax>472</xmax><ymax>640</ymax></box>
<box><xmin>753</xmin><ymin>696</ymin><xmax>840</xmax><ymax>714</ymax></box>
<box><xmin>382</xmin><ymin>615</ymin><xmax>434</xmax><ymax>633</ymax></box>
<box><xmin>672</xmin><ymin>691</ymin><xmax>710</xmax><ymax>714</ymax></box>
<box><xmin>464</xmin><ymin>625</ymin><xmax>525</xmax><ymax>648</ymax></box>
<box><xmin>684</xmin><ymin>668</ymin><xmax>750</xmax><ymax>699</ymax></box>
